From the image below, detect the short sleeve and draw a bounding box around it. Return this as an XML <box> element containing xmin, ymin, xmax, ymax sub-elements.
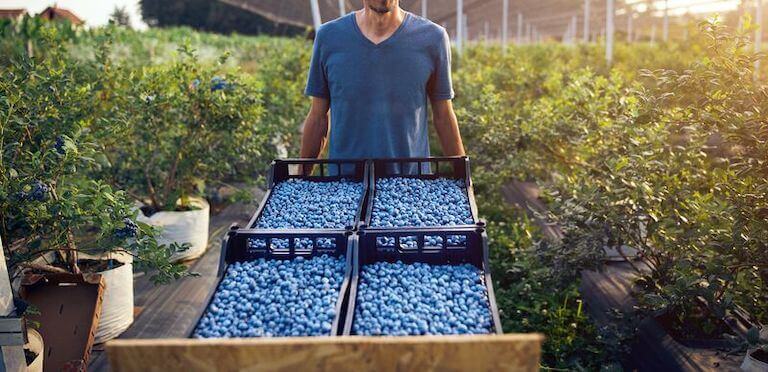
<box><xmin>304</xmin><ymin>31</ymin><xmax>330</xmax><ymax>98</ymax></box>
<box><xmin>427</xmin><ymin>28</ymin><xmax>455</xmax><ymax>101</ymax></box>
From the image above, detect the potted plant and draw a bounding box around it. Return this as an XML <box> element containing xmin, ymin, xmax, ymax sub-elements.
<box><xmin>105</xmin><ymin>45</ymin><xmax>275</xmax><ymax>262</ymax></box>
<box><xmin>741</xmin><ymin>327</ymin><xmax>768</xmax><ymax>371</ymax></box>
<box><xmin>0</xmin><ymin>27</ymin><xmax>187</xmax><ymax>352</ymax></box>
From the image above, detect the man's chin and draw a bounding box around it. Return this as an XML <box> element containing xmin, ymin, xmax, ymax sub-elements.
<box><xmin>368</xmin><ymin>5</ymin><xmax>392</xmax><ymax>14</ymax></box>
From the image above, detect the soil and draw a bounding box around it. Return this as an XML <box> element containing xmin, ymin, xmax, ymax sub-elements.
<box><xmin>751</xmin><ymin>349</ymin><xmax>768</xmax><ymax>363</ymax></box>
<box><xmin>140</xmin><ymin>204</ymin><xmax>200</xmax><ymax>217</ymax></box>
<box><xmin>77</xmin><ymin>258</ymin><xmax>125</xmax><ymax>273</ymax></box>
<box><xmin>656</xmin><ymin>307</ymin><xmax>733</xmax><ymax>342</ymax></box>
<box><xmin>24</xmin><ymin>348</ymin><xmax>37</xmax><ymax>365</ymax></box>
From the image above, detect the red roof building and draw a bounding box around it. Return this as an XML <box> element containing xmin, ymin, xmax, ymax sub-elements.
<box><xmin>0</xmin><ymin>9</ymin><xmax>27</xmax><ymax>21</ymax></box>
<box><xmin>38</xmin><ymin>6</ymin><xmax>83</xmax><ymax>25</ymax></box>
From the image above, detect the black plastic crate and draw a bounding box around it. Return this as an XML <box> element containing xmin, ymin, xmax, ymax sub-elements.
<box><xmin>247</xmin><ymin>158</ymin><xmax>369</xmax><ymax>231</ymax></box>
<box><xmin>187</xmin><ymin>225</ymin><xmax>356</xmax><ymax>337</ymax></box>
<box><xmin>361</xmin><ymin>156</ymin><xmax>482</xmax><ymax>230</ymax></box>
<box><xmin>344</xmin><ymin>227</ymin><xmax>503</xmax><ymax>335</ymax></box>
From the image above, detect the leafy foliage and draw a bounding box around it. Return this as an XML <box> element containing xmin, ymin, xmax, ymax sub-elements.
<box><xmin>101</xmin><ymin>44</ymin><xmax>273</xmax><ymax>211</ymax></box>
<box><xmin>0</xmin><ymin>27</ymin><xmax>186</xmax><ymax>283</ymax></box>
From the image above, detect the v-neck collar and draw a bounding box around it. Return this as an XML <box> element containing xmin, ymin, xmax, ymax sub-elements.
<box><xmin>351</xmin><ymin>10</ymin><xmax>410</xmax><ymax>48</ymax></box>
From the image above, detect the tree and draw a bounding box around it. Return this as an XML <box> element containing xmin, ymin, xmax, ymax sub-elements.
<box><xmin>109</xmin><ymin>6</ymin><xmax>132</xmax><ymax>28</ymax></box>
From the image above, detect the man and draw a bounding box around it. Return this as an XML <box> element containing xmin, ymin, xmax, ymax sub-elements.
<box><xmin>300</xmin><ymin>0</ymin><xmax>465</xmax><ymax>166</ymax></box>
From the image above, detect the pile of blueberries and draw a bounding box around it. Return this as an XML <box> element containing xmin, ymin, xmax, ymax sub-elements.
<box><xmin>352</xmin><ymin>261</ymin><xmax>492</xmax><ymax>335</ymax></box>
<box><xmin>16</xmin><ymin>181</ymin><xmax>50</xmax><ymax>202</ymax></box>
<box><xmin>114</xmin><ymin>218</ymin><xmax>139</xmax><ymax>239</ymax></box>
<box><xmin>194</xmin><ymin>254</ymin><xmax>346</xmax><ymax>338</ymax></box>
<box><xmin>254</xmin><ymin>179</ymin><xmax>363</xmax><ymax>230</ymax></box>
<box><xmin>370</xmin><ymin>178</ymin><xmax>474</xmax><ymax>228</ymax></box>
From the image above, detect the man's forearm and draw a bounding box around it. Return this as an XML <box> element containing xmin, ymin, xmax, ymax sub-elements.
<box><xmin>300</xmin><ymin>114</ymin><xmax>328</xmax><ymax>158</ymax></box>
<box><xmin>432</xmin><ymin>101</ymin><xmax>466</xmax><ymax>156</ymax></box>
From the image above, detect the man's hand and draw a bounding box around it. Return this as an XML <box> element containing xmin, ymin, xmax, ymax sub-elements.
<box><xmin>299</xmin><ymin>97</ymin><xmax>330</xmax><ymax>174</ymax></box>
<box><xmin>431</xmin><ymin>99</ymin><xmax>466</xmax><ymax>156</ymax></box>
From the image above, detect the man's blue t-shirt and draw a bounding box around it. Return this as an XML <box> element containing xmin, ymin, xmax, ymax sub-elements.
<box><xmin>304</xmin><ymin>11</ymin><xmax>454</xmax><ymax>161</ymax></box>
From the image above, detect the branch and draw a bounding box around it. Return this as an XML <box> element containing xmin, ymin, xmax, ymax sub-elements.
<box><xmin>19</xmin><ymin>262</ymin><xmax>69</xmax><ymax>274</ymax></box>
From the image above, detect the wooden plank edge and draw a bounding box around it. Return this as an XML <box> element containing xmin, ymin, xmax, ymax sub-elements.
<box><xmin>107</xmin><ymin>333</ymin><xmax>544</xmax><ymax>347</ymax></box>
<box><xmin>107</xmin><ymin>334</ymin><xmax>544</xmax><ymax>372</ymax></box>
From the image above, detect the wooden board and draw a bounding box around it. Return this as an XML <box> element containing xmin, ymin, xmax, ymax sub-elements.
<box><xmin>107</xmin><ymin>334</ymin><xmax>544</xmax><ymax>372</ymax></box>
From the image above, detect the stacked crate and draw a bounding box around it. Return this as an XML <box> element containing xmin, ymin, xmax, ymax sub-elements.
<box><xmin>189</xmin><ymin>157</ymin><xmax>502</xmax><ymax>338</ymax></box>
<box><xmin>346</xmin><ymin>157</ymin><xmax>503</xmax><ymax>335</ymax></box>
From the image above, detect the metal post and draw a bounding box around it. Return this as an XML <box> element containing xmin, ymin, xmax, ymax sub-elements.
<box><xmin>606</xmin><ymin>0</ymin><xmax>614</xmax><ymax>65</ymax></box>
<box><xmin>627</xmin><ymin>9</ymin><xmax>633</xmax><ymax>42</ymax></box>
<box><xmin>662</xmin><ymin>0</ymin><xmax>669</xmax><ymax>42</ymax></box>
<box><xmin>572</xmin><ymin>15</ymin><xmax>578</xmax><ymax>41</ymax></box>
<box><xmin>338</xmin><ymin>0</ymin><xmax>345</xmax><ymax>17</ymax></box>
<box><xmin>650</xmin><ymin>24</ymin><xmax>656</xmax><ymax>45</ymax></box>
<box><xmin>756</xmin><ymin>0</ymin><xmax>763</xmax><ymax>74</ymax></box>
<box><xmin>502</xmin><ymin>0</ymin><xmax>509</xmax><ymax>49</ymax></box>
<box><xmin>456</xmin><ymin>0</ymin><xmax>463</xmax><ymax>52</ymax></box>
<box><xmin>527</xmin><ymin>23</ymin><xmax>532</xmax><ymax>44</ymax></box>
<box><xmin>517</xmin><ymin>13</ymin><xmax>523</xmax><ymax>44</ymax></box>
<box><xmin>484</xmin><ymin>21</ymin><xmax>490</xmax><ymax>42</ymax></box>
<box><xmin>583</xmin><ymin>0</ymin><xmax>590</xmax><ymax>42</ymax></box>
<box><xmin>310</xmin><ymin>0</ymin><xmax>322</xmax><ymax>30</ymax></box>
<box><xmin>422</xmin><ymin>0</ymin><xmax>428</xmax><ymax>18</ymax></box>
<box><xmin>463</xmin><ymin>14</ymin><xmax>469</xmax><ymax>44</ymax></box>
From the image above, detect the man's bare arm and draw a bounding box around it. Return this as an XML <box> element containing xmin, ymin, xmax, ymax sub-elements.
<box><xmin>431</xmin><ymin>99</ymin><xmax>466</xmax><ymax>156</ymax></box>
<box><xmin>300</xmin><ymin>97</ymin><xmax>330</xmax><ymax>159</ymax></box>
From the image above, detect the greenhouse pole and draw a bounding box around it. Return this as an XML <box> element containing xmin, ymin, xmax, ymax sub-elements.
<box><xmin>572</xmin><ymin>15</ymin><xmax>578</xmax><ymax>41</ymax></box>
<box><xmin>651</xmin><ymin>24</ymin><xmax>656</xmax><ymax>45</ymax></box>
<box><xmin>338</xmin><ymin>0</ymin><xmax>345</xmax><ymax>17</ymax></box>
<box><xmin>627</xmin><ymin>9</ymin><xmax>633</xmax><ymax>42</ymax></box>
<box><xmin>502</xmin><ymin>0</ymin><xmax>509</xmax><ymax>49</ymax></box>
<box><xmin>584</xmin><ymin>0</ymin><xmax>590</xmax><ymax>42</ymax></box>
<box><xmin>662</xmin><ymin>0</ymin><xmax>669</xmax><ymax>42</ymax></box>
<box><xmin>527</xmin><ymin>23</ymin><xmax>532</xmax><ymax>44</ymax></box>
<box><xmin>310</xmin><ymin>0</ymin><xmax>322</xmax><ymax>30</ymax></box>
<box><xmin>457</xmin><ymin>0</ymin><xmax>463</xmax><ymax>53</ymax></box>
<box><xmin>606</xmin><ymin>0</ymin><xmax>614</xmax><ymax>65</ymax></box>
<box><xmin>422</xmin><ymin>0</ymin><xmax>428</xmax><ymax>17</ymax></box>
<box><xmin>517</xmin><ymin>13</ymin><xmax>523</xmax><ymax>44</ymax></box>
<box><xmin>463</xmin><ymin>14</ymin><xmax>469</xmax><ymax>44</ymax></box>
<box><xmin>484</xmin><ymin>21</ymin><xmax>490</xmax><ymax>43</ymax></box>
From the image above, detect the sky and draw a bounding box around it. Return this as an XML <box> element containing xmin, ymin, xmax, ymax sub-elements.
<box><xmin>0</xmin><ymin>0</ymin><xmax>744</xmax><ymax>31</ymax></box>
<box><xmin>0</xmin><ymin>0</ymin><xmax>147</xmax><ymax>29</ymax></box>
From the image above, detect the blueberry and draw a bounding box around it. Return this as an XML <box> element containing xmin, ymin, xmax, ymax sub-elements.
<box><xmin>114</xmin><ymin>218</ymin><xmax>138</xmax><ymax>239</ymax></box>
<box><xmin>352</xmin><ymin>261</ymin><xmax>493</xmax><ymax>336</ymax></box>
<box><xmin>193</xmin><ymin>254</ymin><xmax>346</xmax><ymax>338</ymax></box>
<box><xmin>27</xmin><ymin>181</ymin><xmax>49</xmax><ymax>202</ymax></box>
<box><xmin>210</xmin><ymin>76</ymin><xmax>233</xmax><ymax>92</ymax></box>
<box><xmin>54</xmin><ymin>136</ymin><xmax>65</xmax><ymax>155</ymax></box>
<box><xmin>254</xmin><ymin>179</ymin><xmax>363</xmax><ymax>233</ymax></box>
<box><xmin>371</xmin><ymin>178</ymin><xmax>474</xmax><ymax>228</ymax></box>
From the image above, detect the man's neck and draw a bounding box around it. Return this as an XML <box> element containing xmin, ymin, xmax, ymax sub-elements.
<box><xmin>357</xmin><ymin>6</ymin><xmax>404</xmax><ymax>38</ymax></box>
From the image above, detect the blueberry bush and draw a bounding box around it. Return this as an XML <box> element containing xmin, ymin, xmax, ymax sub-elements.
<box><xmin>0</xmin><ymin>27</ymin><xmax>186</xmax><ymax>283</ymax></box>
